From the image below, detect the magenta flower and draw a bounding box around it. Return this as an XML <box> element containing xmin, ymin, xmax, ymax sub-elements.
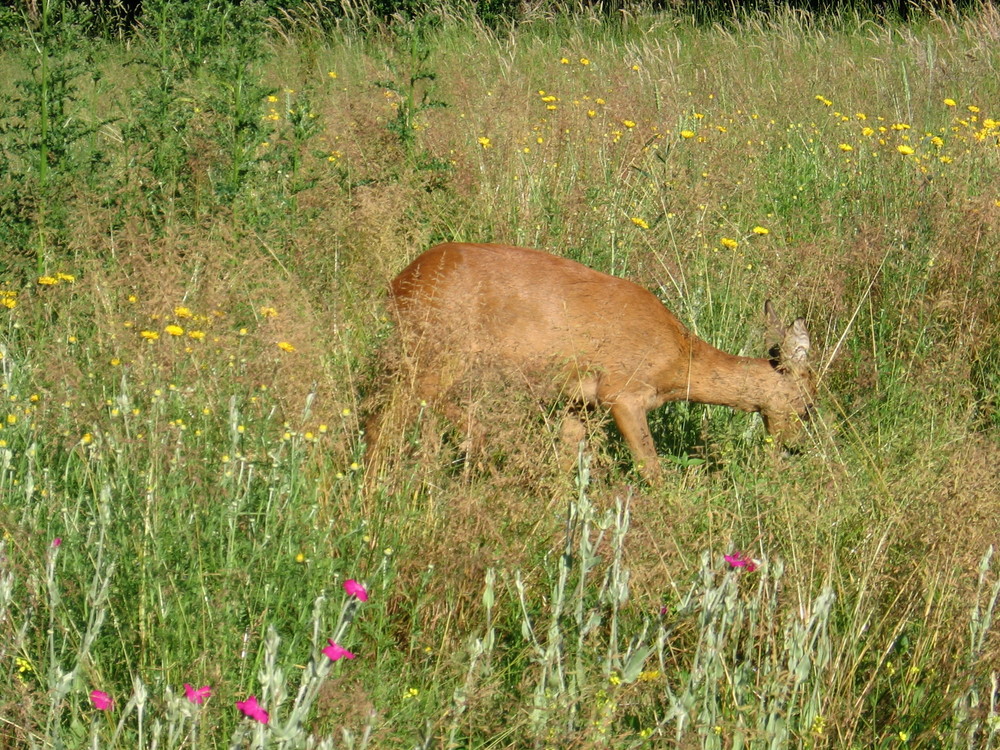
<box><xmin>51</xmin><ymin>537</ymin><xmax>62</xmax><ymax>548</ymax></box>
<box><xmin>184</xmin><ymin>683</ymin><xmax>212</xmax><ymax>704</ymax></box>
<box><xmin>90</xmin><ymin>690</ymin><xmax>113</xmax><ymax>711</ymax></box>
<box><xmin>724</xmin><ymin>551</ymin><xmax>757</xmax><ymax>573</ymax></box>
<box><xmin>343</xmin><ymin>579</ymin><xmax>368</xmax><ymax>602</ymax></box>
<box><xmin>323</xmin><ymin>640</ymin><xmax>356</xmax><ymax>662</ymax></box>
<box><xmin>236</xmin><ymin>695</ymin><xmax>269</xmax><ymax>724</ymax></box>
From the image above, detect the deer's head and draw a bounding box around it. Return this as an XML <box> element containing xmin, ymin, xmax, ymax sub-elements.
<box><xmin>761</xmin><ymin>300</ymin><xmax>816</xmax><ymax>448</ymax></box>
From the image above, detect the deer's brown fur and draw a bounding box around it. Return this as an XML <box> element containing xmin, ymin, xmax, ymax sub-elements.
<box><xmin>370</xmin><ymin>242</ymin><xmax>815</xmax><ymax>479</ymax></box>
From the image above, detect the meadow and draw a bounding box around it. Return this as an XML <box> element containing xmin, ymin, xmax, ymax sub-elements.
<box><xmin>0</xmin><ymin>1</ymin><xmax>999</xmax><ymax>747</ymax></box>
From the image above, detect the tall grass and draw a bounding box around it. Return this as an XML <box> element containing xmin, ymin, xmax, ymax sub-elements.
<box><xmin>1</xmin><ymin>2</ymin><xmax>999</xmax><ymax>747</ymax></box>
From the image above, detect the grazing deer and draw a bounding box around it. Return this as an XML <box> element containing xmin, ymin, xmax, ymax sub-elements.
<box><xmin>370</xmin><ymin>242</ymin><xmax>815</xmax><ymax>479</ymax></box>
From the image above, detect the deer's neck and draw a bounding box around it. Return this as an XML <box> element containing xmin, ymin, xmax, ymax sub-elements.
<box><xmin>671</xmin><ymin>338</ymin><xmax>779</xmax><ymax>413</ymax></box>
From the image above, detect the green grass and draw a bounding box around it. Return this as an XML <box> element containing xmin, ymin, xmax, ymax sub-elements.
<box><xmin>1</xmin><ymin>3</ymin><xmax>1000</xmax><ymax>747</ymax></box>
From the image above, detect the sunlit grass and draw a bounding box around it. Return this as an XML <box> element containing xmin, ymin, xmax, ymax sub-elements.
<box><xmin>0</xmin><ymin>3</ymin><xmax>999</xmax><ymax>747</ymax></box>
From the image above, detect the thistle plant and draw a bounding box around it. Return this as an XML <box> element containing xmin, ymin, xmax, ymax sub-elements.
<box><xmin>0</xmin><ymin>0</ymin><xmax>107</xmax><ymax>279</ymax></box>
<box><xmin>374</xmin><ymin>15</ymin><xmax>447</xmax><ymax>159</ymax></box>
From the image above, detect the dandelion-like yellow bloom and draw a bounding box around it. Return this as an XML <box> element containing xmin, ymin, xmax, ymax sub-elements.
<box><xmin>680</xmin><ymin>130</ymin><xmax>694</xmax><ymax>139</ymax></box>
<box><xmin>579</xmin><ymin>58</ymin><xmax>590</xmax><ymax>65</ymax></box>
<box><xmin>56</xmin><ymin>273</ymin><xmax>75</xmax><ymax>283</ymax></box>
<box><xmin>478</xmin><ymin>136</ymin><xmax>491</xmax><ymax>149</ymax></box>
<box><xmin>721</xmin><ymin>237</ymin><xmax>739</xmax><ymax>249</ymax></box>
<box><xmin>188</xmin><ymin>330</ymin><xmax>205</xmax><ymax>340</ymax></box>
<box><xmin>622</xmin><ymin>120</ymin><xmax>636</xmax><ymax>128</ymax></box>
<box><xmin>277</xmin><ymin>341</ymin><xmax>295</xmax><ymax>352</ymax></box>
<box><xmin>944</xmin><ymin>98</ymin><xmax>956</xmax><ymax>107</ymax></box>
<box><xmin>839</xmin><ymin>143</ymin><xmax>853</xmax><ymax>151</ymax></box>
<box><xmin>174</xmin><ymin>306</ymin><xmax>193</xmax><ymax>318</ymax></box>
<box><xmin>37</xmin><ymin>276</ymin><xmax>58</xmax><ymax>286</ymax></box>
<box><xmin>140</xmin><ymin>330</ymin><xmax>159</xmax><ymax>341</ymax></box>
<box><xmin>752</xmin><ymin>226</ymin><xmax>769</xmax><ymax>235</ymax></box>
<box><xmin>897</xmin><ymin>145</ymin><xmax>915</xmax><ymax>155</ymax></box>
<box><xmin>560</xmin><ymin>57</ymin><xmax>569</xmax><ymax>64</ymax></box>
<box><xmin>165</xmin><ymin>325</ymin><xmax>184</xmax><ymax>336</ymax></box>
<box><xmin>328</xmin><ymin>71</ymin><xmax>337</xmax><ymax>79</ymax></box>
<box><xmin>631</xmin><ymin>217</ymin><xmax>649</xmax><ymax>229</ymax></box>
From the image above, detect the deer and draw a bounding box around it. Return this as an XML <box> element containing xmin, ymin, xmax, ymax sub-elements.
<box><xmin>368</xmin><ymin>242</ymin><xmax>815</xmax><ymax>480</ymax></box>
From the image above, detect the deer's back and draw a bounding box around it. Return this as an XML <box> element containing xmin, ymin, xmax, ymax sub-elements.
<box><xmin>390</xmin><ymin>243</ymin><xmax>691</xmax><ymax>381</ymax></box>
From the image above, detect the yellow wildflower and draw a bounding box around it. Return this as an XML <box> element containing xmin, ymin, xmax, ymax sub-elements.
<box><xmin>165</xmin><ymin>325</ymin><xmax>184</xmax><ymax>336</ymax></box>
<box><xmin>277</xmin><ymin>341</ymin><xmax>295</xmax><ymax>352</ymax></box>
<box><xmin>631</xmin><ymin>217</ymin><xmax>649</xmax><ymax>229</ymax></box>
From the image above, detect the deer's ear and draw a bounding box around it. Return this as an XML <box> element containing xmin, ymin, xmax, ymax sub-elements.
<box><xmin>764</xmin><ymin>300</ymin><xmax>785</xmax><ymax>355</ymax></box>
<box><xmin>782</xmin><ymin>318</ymin><xmax>811</xmax><ymax>365</ymax></box>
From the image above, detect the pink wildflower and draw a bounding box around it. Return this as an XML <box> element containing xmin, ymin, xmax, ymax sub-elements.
<box><xmin>184</xmin><ymin>683</ymin><xmax>212</xmax><ymax>704</ymax></box>
<box><xmin>90</xmin><ymin>690</ymin><xmax>113</xmax><ymax>711</ymax></box>
<box><xmin>343</xmin><ymin>579</ymin><xmax>368</xmax><ymax>602</ymax></box>
<box><xmin>236</xmin><ymin>695</ymin><xmax>269</xmax><ymax>724</ymax></box>
<box><xmin>51</xmin><ymin>537</ymin><xmax>62</xmax><ymax>548</ymax></box>
<box><xmin>323</xmin><ymin>640</ymin><xmax>356</xmax><ymax>662</ymax></box>
<box><xmin>724</xmin><ymin>551</ymin><xmax>757</xmax><ymax>573</ymax></box>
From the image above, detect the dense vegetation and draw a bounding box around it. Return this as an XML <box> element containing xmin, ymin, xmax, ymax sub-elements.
<box><xmin>0</xmin><ymin>1</ymin><xmax>998</xmax><ymax>747</ymax></box>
